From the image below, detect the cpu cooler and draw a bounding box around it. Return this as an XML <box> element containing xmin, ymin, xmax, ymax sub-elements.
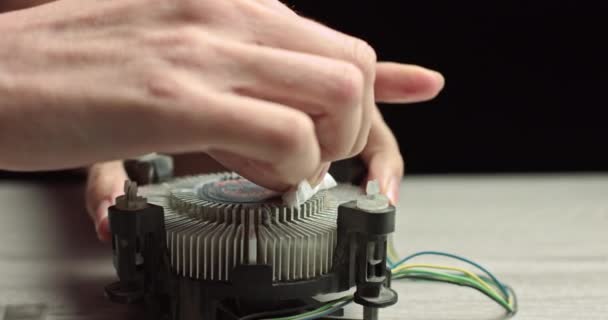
<box><xmin>105</xmin><ymin>171</ymin><xmax>397</xmax><ymax>320</ymax></box>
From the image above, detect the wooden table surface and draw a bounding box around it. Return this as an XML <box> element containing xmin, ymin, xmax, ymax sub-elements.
<box><xmin>1</xmin><ymin>174</ymin><xmax>607</xmax><ymax>320</ymax></box>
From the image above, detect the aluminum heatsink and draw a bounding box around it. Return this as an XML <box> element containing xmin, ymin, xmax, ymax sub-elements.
<box><xmin>140</xmin><ymin>172</ymin><xmax>361</xmax><ymax>282</ymax></box>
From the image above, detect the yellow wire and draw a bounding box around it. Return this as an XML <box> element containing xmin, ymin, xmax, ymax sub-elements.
<box><xmin>387</xmin><ymin>235</ymin><xmax>400</xmax><ymax>263</ymax></box>
<box><xmin>392</xmin><ymin>263</ymin><xmax>502</xmax><ymax>299</ymax></box>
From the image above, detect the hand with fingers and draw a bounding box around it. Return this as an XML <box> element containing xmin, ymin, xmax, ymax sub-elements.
<box><xmin>0</xmin><ymin>0</ymin><xmax>444</xmax><ymax>241</ymax></box>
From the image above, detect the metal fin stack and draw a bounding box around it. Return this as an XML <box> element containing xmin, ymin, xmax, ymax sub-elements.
<box><xmin>140</xmin><ymin>173</ymin><xmax>359</xmax><ymax>282</ymax></box>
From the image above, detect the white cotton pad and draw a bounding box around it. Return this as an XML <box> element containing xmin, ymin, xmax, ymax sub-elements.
<box><xmin>282</xmin><ymin>173</ymin><xmax>338</xmax><ymax>207</ymax></box>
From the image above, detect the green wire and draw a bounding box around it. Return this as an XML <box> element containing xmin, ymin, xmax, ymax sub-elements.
<box><xmin>393</xmin><ymin>269</ymin><xmax>513</xmax><ymax>312</ymax></box>
<box><xmin>394</xmin><ymin>270</ymin><xmax>509</xmax><ymax>309</ymax></box>
<box><xmin>396</xmin><ymin>273</ymin><xmax>513</xmax><ymax>313</ymax></box>
<box><xmin>266</xmin><ymin>270</ymin><xmax>514</xmax><ymax>319</ymax></box>
<box><xmin>263</xmin><ymin>258</ymin><xmax>516</xmax><ymax>319</ymax></box>
<box><xmin>389</xmin><ymin>251</ymin><xmax>510</xmax><ymax>300</ymax></box>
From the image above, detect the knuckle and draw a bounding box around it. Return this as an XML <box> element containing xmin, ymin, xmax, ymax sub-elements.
<box><xmin>141</xmin><ymin>68</ymin><xmax>185</xmax><ymax>101</ymax></box>
<box><xmin>320</xmin><ymin>118</ymin><xmax>365</xmax><ymax>161</ymax></box>
<box><xmin>270</xmin><ymin>115</ymin><xmax>315</xmax><ymax>156</ymax></box>
<box><xmin>319</xmin><ymin>128</ymin><xmax>353</xmax><ymax>161</ymax></box>
<box><xmin>329</xmin><ymin>62</ymin><xmax>365</xmax><ymax>108</ymax></box>
<box><xmin>321</xmin><ymin>140</ymin><xmax>350</xmax><ymax>162</ymax></box>
<box><xmin>349</xmin><ymin>112</ymin><xmax>373</xmax><ymax>156</ymax></box>
<box><xmin>350</xmin><ymin>136</ymin><xmax>368</xmax><ymax>157</ymax></box>
<box><xmin>348</xmin><ymin>39</ymin><xmax>377</xmax><ymax>79</ymax></box>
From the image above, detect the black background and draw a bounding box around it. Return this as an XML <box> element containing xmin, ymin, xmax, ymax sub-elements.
<box><xmin>1</xmin><ymin>2</ymin><xmax>606</xmax><ymax>179</ymax></box>
<box><xmin>286</xmin><ymin>2</ymin><xmax>608</xmax><ymax>173</ymax></box>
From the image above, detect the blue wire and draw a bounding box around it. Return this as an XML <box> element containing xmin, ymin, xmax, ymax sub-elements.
<box><xmin>298</xmin><ymin>298</ymin><xmax>353</xmax><ymax>320</ymax></box>
<box><xmin>391</xmin><ymin>251</ymin><xmax>510</xmax><ymax>300</ymax></box>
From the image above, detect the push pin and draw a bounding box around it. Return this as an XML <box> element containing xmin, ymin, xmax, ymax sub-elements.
<box><xmin>356</xmin><ymin>180</ymin><xmax>390</xmax><ymax>212</ymax></box>
<box><xmin>115</xmin><ymin>180</ymin><xmax>148</xmax><ymax>211</ymax></box>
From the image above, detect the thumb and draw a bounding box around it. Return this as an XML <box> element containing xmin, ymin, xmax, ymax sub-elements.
<box><xmin>85</xmin><ymin>161</ymin><xmax>128</xmax><ymax>242</ymax></box>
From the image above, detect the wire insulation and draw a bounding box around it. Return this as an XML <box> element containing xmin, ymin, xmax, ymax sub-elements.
<box><xmin>392</xmin><ymin>251</ymin><xmax>510</xmax><ymax>299</ymax></box>
<box><xmin>392</xmin><ymin>263</ymin><xmax>502</xmax><ymax>301</ymax></box>
<box><xmin>393</xmin><ymin>269</ymin><xmax>513</xmax><ymax>312</ymax></box>
<box><xmin>250</xmin><ymin>250</ymin><xmax>518</xmax><ymax>320</ymax></box>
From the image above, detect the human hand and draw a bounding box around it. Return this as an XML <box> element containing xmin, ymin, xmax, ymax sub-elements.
<box><xmin>1</xmin><ymin>0</ymin><xmax>376</xmax><ymax>185</ymax></box>
<box><xmin>86</xmin><ymin>62</ymin><xmax>443</xmax><ymax>241</ymax></box>
<box><xmin>0</xmin><ymin>0</ymin><xmax>443</xmax><ymax>240</ymax></box>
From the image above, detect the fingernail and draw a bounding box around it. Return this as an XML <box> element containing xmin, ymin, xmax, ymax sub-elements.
<box><xmin>386</xmin><ymin>176</ymin><xmax>401</xmax><ymax>205</ymax></box>
<box><xmin>95</xmin><ymin>200</ymin><xmax>111</xmax><ymax>242</ymax></box>
<box><xmin>96</xmin><ymin>216</ymin><xmax>111</xmax><ymax>242</ymax></box>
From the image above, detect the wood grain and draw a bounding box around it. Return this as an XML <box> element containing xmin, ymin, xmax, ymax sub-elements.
<box><xmin>1</xmin><ymin>174</ymin><xmax>607</xmax><ymax>319</ymax></box>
